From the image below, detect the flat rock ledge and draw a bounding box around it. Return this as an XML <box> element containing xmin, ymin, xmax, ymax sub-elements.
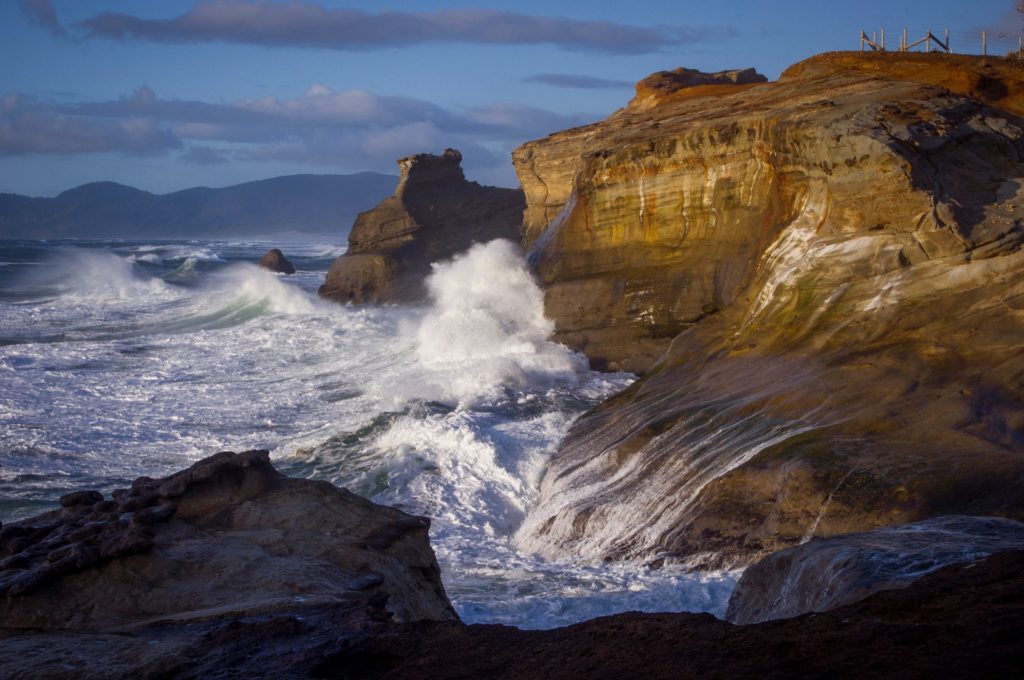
<box><xmin>0</xmin><ymin>450</ymin><xmax>456</xmax><ymax>678</ymax></box>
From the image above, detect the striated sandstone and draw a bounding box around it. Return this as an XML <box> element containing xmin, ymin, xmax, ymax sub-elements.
<box><xmin>513</xmin><ymin>52</ymin><xmax>1024</xmax><ymax>566</ymax></box>
<box><xmin>319</xmin><ymin>149</ymin><xmax>525</xmax><ymax>304</ymax></box>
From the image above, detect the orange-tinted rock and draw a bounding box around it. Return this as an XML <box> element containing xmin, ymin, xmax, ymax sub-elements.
<box><xmin>319</xmin><ymin>149</ymin><xmax>525</xmax><ymax>304</ymax></box>
<box><xmin>629</xmin><ymin>66</ymin><xmax>767</xmax><ymax>110</ymax></box>
<box><xmin>513</xmin><ymin>52</ymin><xmax>1024</xmax><ymax>566</ymax></box>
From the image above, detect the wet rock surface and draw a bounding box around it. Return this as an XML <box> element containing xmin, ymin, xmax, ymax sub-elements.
<box><xmin>319</xmin><ymin>148</ymin><xmax>525</xmax><ymax>304</ymax></box>
<box><xmin>321</xmin><ymin>549</ymin><xmax>1024</xmax><ymax>679</ymax></box>
<box><xmin>0</xmin><ymin>451</ymin><xmax>456</xmax><ymax>676</ymax></box>
<box><xmin>726</xmin><ymin>515</ymin><xmax>1024</xmax><ymax>624</ymax></box>
<box><xmin>512</xmin><ymin>52</ymin><xmax>1024</xmax><ymax>566</ymax></box>
<box><xmin>259</xmin><ymin>248</ymin><xmax>296</xmax><ymax>274</ymax></box>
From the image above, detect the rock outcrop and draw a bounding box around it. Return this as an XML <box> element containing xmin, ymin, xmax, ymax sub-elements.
<box><xmin>319</xmin><ymin>149</ymin><xmax>525</xmax><ymax>304</ymax></box>
<box><xmin>725</xmin><ymin>515</ymin><xmax>1024</xmax><ymax>624</ymax></box>
<box><xmin>258</xmin><ymin>248</ymin><xmax>295</xmax><ymax>274</ymax></box>
<box><xmin>630</xmin><ymin>66</ymin><xmax>768</xmax><ymax>110</ymax></box>
<box><xmin>512</xmin><ymin>52</ymin><xmax>1024</xmax><ymax>567</ymax></box>
<box><xmin>0</xmin><ymin>451</ymin><xmax>456</xmax><ymax>676</ymax></box>
<box><xmin>321</xmin><ymin>548</ymin><xmax>1024</xmax><ymax>679</ymax></box>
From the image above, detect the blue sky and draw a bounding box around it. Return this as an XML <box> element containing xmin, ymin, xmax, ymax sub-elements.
<box><xmin>0</xmin><ymin>0</ymin><xmax>1017</xmax><ymax>196</ymax></box>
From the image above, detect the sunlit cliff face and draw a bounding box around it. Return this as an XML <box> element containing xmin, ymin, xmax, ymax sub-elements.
<box><xmin>512</xmin><ymin>53</ymin><xmax>1024</xmax><ymax>567</ymax></box>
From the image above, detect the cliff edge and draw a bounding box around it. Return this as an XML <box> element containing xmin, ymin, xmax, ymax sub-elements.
<box><xmin>512</xmin><ymin>52</ymin><xmax>1024</xmax><ymax>567</ymax></box>
<box><xmin>319</xmin><ymin>149</ymin><xmax>525</xmax><ymax>304</ymax></box>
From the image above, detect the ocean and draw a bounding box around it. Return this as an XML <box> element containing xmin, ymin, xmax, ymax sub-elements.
<box><xmin>0</xmin><ymin>237</ymin><xmax>737</xmax><ymax>628</ymax></box>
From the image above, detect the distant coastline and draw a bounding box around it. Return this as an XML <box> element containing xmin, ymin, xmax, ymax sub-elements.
<box><xmin>0</xmin><ymin>172</ymin><xmax>396</xmax><ymax>239</ymax></box>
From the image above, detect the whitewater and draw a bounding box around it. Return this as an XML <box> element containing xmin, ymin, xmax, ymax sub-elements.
<box><xmin>0</xmin><ymin>237</ymin><xmax>737</xmax><ymax>628</ymax></box>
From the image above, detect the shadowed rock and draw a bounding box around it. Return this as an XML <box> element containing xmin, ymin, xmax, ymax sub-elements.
<box><xmin>726</xmin><ymin>515</ymin><xmax>1024</xmax><ymax>624</ymax></box>
<box><xmin>0</xmin><ymin>451</ymin><xmax>456</xmax><ymax>660</ymax></box>
<box><xmin>258</xmin><ymin>248</ymin><xmax>296</xmax><ymax>274</ymax></box>
<box><xmin>319</xmin><ymin>148</ymin><xmax>525</xmax><ymax>304</ymax></box>
<box><xmin>317</xmin><ymin>549</ymin><xmax>1024</xmax><ymax>679</ymax></box>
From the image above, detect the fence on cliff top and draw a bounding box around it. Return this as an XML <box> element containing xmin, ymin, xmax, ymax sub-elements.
<box><xmin>860</xmin><ymin>27</ymin><xmax>1024</xmax><ymax>58</ymax></box>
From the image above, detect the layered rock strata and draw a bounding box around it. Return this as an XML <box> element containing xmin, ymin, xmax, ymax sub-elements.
<box><xmin>513</xmin><ymin>53</ymin><xmax>1024</xmax><ymax>566</ymax></box>
<box><xmin>0</xmin><ymin>451</ymin><xmax>456</xmax><ymax>675</ymax></box>
<box><xmin>319</xmin><ymin>149</ymin><xmax>525</xmax><ymax>303</ymax></box>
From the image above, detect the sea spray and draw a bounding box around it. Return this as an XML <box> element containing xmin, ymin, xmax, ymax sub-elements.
<box><xmin>0</xmin><ymin>238</ymin><xmax>739</xmax><ymax>629</ymax></box>
<box><xmin>23</xmin><ymin>248</ymin><xmax>174</xmax><ymax>302</ymax></box>
<box><xmin>404</xmin><ymin>239</ymin><xmax>587</xmax><ymax>408</ymax></box>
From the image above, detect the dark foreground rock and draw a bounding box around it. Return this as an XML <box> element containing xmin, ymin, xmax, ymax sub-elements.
<box><xmin>318</xmin><ymin>148</ymin><xmax>525</xmax><ymax>304</ymax></box>
<box><xmin>0</xmin><ymin>451</ymin><xmax>456</xmax><ymax>678</ymax></box>
<box><xmin>259</xmin><ymin>248</ymin><xmax>296</xmax><ymax>274</ymax></box>
<box><xmin>320</xmin><ymin>549</ymin><xmax>1024</xmax><ymax>680</ymax></box>
<box><xmin>726</xmin><ymin>515</ymin><xmax>1024</xmax><ymax>624</ymax></box>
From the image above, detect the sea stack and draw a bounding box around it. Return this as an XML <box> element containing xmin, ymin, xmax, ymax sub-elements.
<box><xmin>318</xmin><ymin>148</ymin><xmax>525</xmax><ymax>304</ymax></box>
<box><xmin>258</xmin><ymin>248</ymin><xmax>295</xmax><ymax>274</ymax></box>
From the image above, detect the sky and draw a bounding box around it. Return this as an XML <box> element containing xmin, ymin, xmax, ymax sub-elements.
<box><xmin>0</xmin><ymin>0</ymin><xmax>1019</xmax><ymax>196</ymax></box>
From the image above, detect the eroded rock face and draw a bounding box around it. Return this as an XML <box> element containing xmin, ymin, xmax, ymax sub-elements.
<box><xmin>319</xmin><ymin>149</ymin><xmax>525</xmax><ymax>303</ymax></box>
<box><xmin>258</xmin><ymin>248</ymin><xmax>295</xmax><ymax>274</ymax></box>
<box><xmin>0</xmin><ymin>450</ymin><xmax>457</xmax><ymax>637</ymax></box>
<box><xmin>513</xmin><ymin>53</ymin><xmax>1024</xmax><ymax>566</ymax></box>
<box><xmin>630</xmin><ymin>66</ymin><xmax>768</xmax><ymax>110</ymax></box>
<box><xmin>514</xmin><ymin>53</ymin><xmax>1024</xmax><ymax>373</ymax></box>
<box><xmin>725</xmin><ymin>516</ymin><xmax>1024</xmax><ymax>624</ymax></box>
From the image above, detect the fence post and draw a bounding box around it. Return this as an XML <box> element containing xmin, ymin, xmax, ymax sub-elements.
<box><xmin>945</xmin><ymin>28</ymin><xmax>950</xmax><ymax>53</ymax></box>
<box><xmin>983</xmin><ymin>31</ymin><xmax>987</xmax><ymax>56</ymax></box>
<box><xmin>881</xmin><ymin>28</ymin><xmax>885</xmax><ymax>51</ymax></box>
<box><xmin>926</xmin><ymin>29</ymin><xmax>931</xmax><ymax>52</ymax></box>
<box><xmin>902</xmin><ymin>28</ymin><xmax>908</xmax><ymax>52</ymax></box>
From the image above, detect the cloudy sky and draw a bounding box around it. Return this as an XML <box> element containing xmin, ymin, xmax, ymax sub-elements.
<box><xmin>0</xmin><ymin>0</ymin><xmax>1016</xmax><ymax>196</ymax></box>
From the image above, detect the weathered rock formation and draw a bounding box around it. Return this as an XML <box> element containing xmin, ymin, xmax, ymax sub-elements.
<box><xmin>630</xmin><ymin>67</ymin><xmax>768</xmax><ymax>111</ymax></box>
<box><xmin>258</xmin><ymin>248</ymin><xmax>296</xmax><ymax>274</ymax></box>
<box><xmin>513</xmin><ymin>52</ymin><xmax>1024</xmax><ymax>567</ymax></box>
<box><xmin>0</xmin><ymin>451</ymin><xmax>456</xmax><ymax>676</ymax></box>
<box><xmin>726</xmin><ymin>515</ymin><xmax>1024</xmax><ymax>624</ymax></box>
<box><xmin>321</xmin><ymin>548</ymin><xmax>1024</xmax><ymax>679</ymax></box>
<box><xmin>319</xmin><ymin>149</ymin><xmax>525</xmax><ymax>304</ymax></box>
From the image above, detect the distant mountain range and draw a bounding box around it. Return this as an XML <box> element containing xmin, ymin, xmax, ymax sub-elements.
<box><xmin>0</xmin><ymin>173</ymin><xmax>397</xmax><ymax>239</ymax></box>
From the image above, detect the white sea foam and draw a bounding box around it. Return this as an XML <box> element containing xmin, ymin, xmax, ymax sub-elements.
<box><xmin>0</xmin><ymin>237</ymin><xmax>737</xmax><ymax>630</ymax></box>
<box><xmin>398</xmin><ymin>239</ymin><xmax>587</xmax><ymax>408</ymax></box>
<box><xmin>124</xmin><ymin>244</ymin><xmax>224</xmax><ymax>263</ymax></box>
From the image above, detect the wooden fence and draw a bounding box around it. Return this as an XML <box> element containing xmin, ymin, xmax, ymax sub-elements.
<box><xmin>860</xmin><ymin>28</ymin><xmax>1023</xmax><ymax>58</ymax></box>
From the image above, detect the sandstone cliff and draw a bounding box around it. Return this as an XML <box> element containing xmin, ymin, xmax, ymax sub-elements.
<box><xmin>319</xmin><ymin>149</ymin><xmax>525</xmax><ymax>304</ymax></box>
<box><xmin>512</xmin><ymin>52</ymin><xmax>1024</xmax><ymax>567</ymax></box>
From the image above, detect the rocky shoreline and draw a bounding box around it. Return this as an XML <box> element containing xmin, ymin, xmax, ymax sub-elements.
<box><xmin>3</xmin><ymin>452</ymin><xmax>1022</xmax><ymax>677</ymax></box>
<box><xmin>4</xmin><ymin>50</ymin><xmax>1024</xmax><ymax>676</ymax></box>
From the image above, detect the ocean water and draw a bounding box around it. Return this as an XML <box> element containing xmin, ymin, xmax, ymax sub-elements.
<box><xmin>0</xmin><ymin>237</ymin><xmax>737</xmax><ymax>628</ymax></box>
